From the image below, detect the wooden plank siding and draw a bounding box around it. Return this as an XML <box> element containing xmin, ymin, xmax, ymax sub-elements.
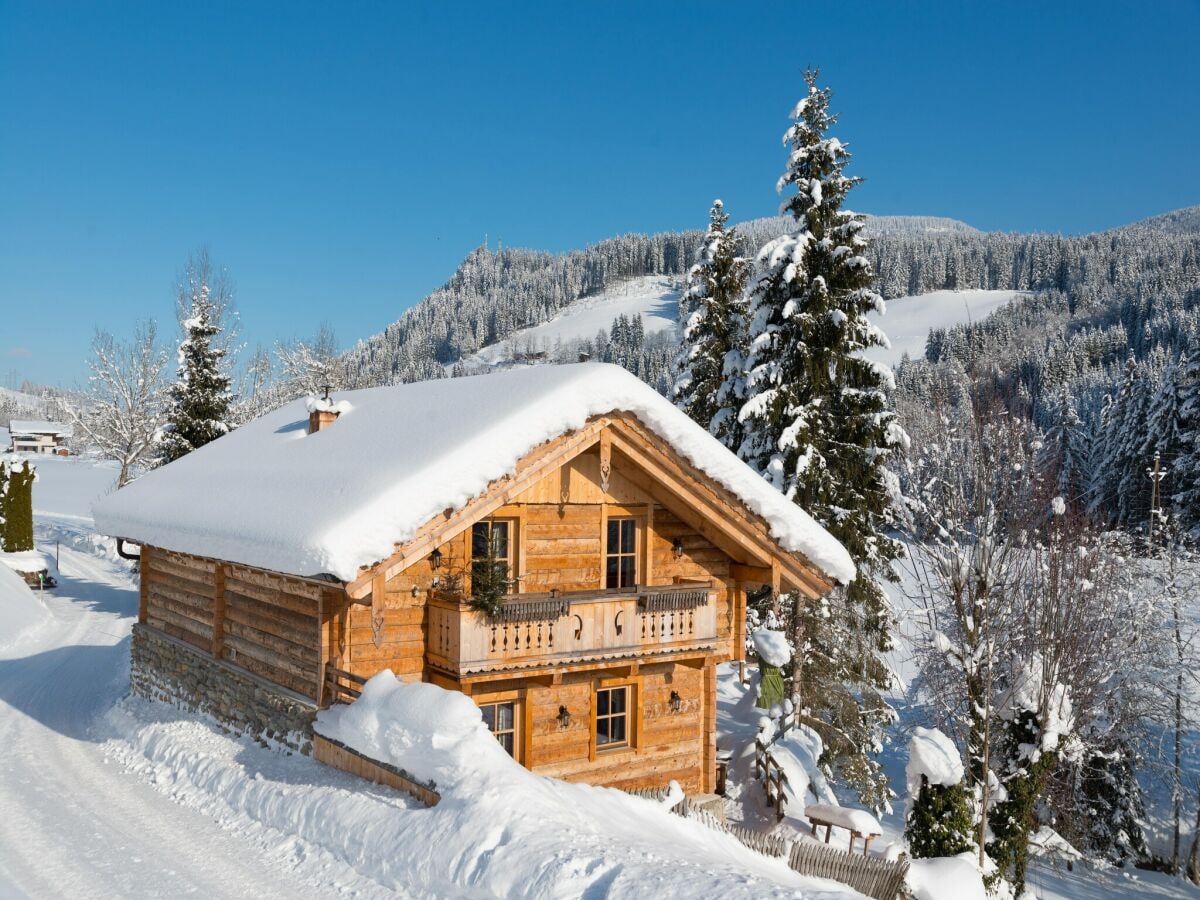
<box><xmin>139</xmin><ymin>547</ymin><xmax>337</xmax><ymax>700</ymax></box>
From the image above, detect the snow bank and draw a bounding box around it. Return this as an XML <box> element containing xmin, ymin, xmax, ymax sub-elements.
<box><xmin>94</xmin><ymin>363</ymin><xmax>854</xmax><ymax>584</ymax></box>
<box><xmin>0</xmin><ymin>548</ymin><xmax>56</xmax><ymax>574</ymax></box>
<box><xmin>315</xmin><ymin>672</ymin><xmax>510</xmax><ymax>790</ymax></box>
<box><xmin>905</xmin><ymin>727</ymin><xmax>963</xmax><ymax>814</ymax></box>
<box><xmin>772</xmin><ymin>724</ymin><xmax>837</xmax><ymax>814</ymax></box>
<box><xmin>0</xmin><ymin>563</ymin><xmax>51</xmax><ymax>651</ymax></box>
<box><xmin>104</xmin><ymin>670</ymin><xmax>854</xmax><ymax>898</ymax></box>
<box><xmin>752</xmin><ymin>627</ymin><xmax>792</xmax><ymax>667</ymax></box>
<box><xmin>907</xmin><ymin>855</ymin><xmax>986</xmax><ymax>900</ymax></box>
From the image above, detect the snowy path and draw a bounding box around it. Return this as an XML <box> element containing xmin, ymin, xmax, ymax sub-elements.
<box><xmin>0</xmin><ymin>545</ymin><xmax>359</xmax><ymax>899</ymax></box>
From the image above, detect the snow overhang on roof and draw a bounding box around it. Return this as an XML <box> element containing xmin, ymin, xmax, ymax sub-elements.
<box><xmin>9</xmin><ymin>420</ymin><xmax>71</xmax><ymax>437</ymax></box>
<box><xmin>92</xmin><ymin>363</ymin><xmax>856</xmax><ymax>585</ymax></box>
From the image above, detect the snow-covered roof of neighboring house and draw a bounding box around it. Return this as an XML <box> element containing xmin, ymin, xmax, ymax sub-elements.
<box><xmin>93</xmin><ymin>363</ymin><xmax>855</xmax><ymax>585</ymax></box>
<box><xmin>8</xmin><ymin>420</ymin><xmax>72</xmax><ymax>437</ymax></box>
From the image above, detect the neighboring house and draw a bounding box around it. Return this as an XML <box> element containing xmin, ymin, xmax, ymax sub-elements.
<box><xmin>8</xmin><ymin>420</ymin><xmax>71</xmax><ymax>454</ymax></box>
<box><xmin>94</xmin><ymin>363</ymin><xmax>853</xmax><ymax>794</ymax></box>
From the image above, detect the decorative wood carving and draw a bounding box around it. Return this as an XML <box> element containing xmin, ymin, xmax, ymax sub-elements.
<box><xmin>599</xmin><ymin>430</ymin><xmax>612</xmax><ymax>494</ymax></box>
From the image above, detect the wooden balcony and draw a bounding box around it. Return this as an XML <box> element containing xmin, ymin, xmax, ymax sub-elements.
<box><xmin>426</xmin><ymin>583</ymin><xmax>718</xmax><ymax>676</ymax></box>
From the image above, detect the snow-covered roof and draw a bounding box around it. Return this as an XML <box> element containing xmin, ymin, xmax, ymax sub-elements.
<box><xmin>9</xmin><ymin>420</ymin><xmax>71</xmax><ymax>437</ymax></box>
<box><xmin>93</xmin><ymin>364</ymin><xmax>854</xmax><ymax>584</ymax></box>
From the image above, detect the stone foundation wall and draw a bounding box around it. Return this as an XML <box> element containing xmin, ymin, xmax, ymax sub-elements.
<box><xmin>130</xmin><ymin>623</ymin><xmax>317</xmax><ymax>754</ymax></box>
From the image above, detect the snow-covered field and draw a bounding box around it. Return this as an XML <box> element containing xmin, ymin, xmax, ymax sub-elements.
<box><xmin>863</xmin><ymin>289</ymin><xmax>1029</xmax><ymax>367</ymax></box>
<box><xmin>459</xmin><ymin>275</ymin><xmax>680</xmax><ymax>370</ymax></box>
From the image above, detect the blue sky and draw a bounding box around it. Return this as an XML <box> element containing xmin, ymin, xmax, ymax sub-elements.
<box><xmin>2</xmin><ymin>1</ymin><xmax>1198</xmax><ymax>387</ymax></box>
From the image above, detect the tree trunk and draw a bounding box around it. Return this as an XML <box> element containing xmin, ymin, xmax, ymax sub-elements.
<box><xmin>1187</xmin><ymin>784</ymin><xmax>1200</xmax><ymax>884</ymax></box>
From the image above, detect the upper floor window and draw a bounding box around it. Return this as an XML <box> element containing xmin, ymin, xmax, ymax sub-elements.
<box><xmin>472</xmin><ymin>519</ymin><xmax>514</xmax><ymax>589</ymax></box>
<box><xmin>605</xmin><ymin>517</ymin><xmax>638</xmax><ymax>589</ymax></box>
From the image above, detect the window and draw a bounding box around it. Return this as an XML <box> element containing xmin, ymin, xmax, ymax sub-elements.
<box><xmin>595</xmin><ymin>685</ymin><xmax>630</xmax><ymax>750</ymax></box>
<box><xmin>472</xmin><ymin>519</ymin><xmax>514</xmax><ymax>587</ymax></box>
<box><xmin>605</xmin><ymin>517</ymin><xmax>638</xmax><ymax>589</ymax></box>
<box><xmin>479</xmin><ymin>700</ymin><xmax>517</xmax><ymax>757</ymax></box>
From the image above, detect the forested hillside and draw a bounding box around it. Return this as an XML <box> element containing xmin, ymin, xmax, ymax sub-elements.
<box><xmin>333</xmin><ymin>206</ymin><xmax>1200</xmax><ymax>530</ymax></box>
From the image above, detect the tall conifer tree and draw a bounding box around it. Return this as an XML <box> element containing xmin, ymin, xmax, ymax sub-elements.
<box><xmin>738</xmin><ymin>69</ymin><xmax>906</xmax><ymax>808</ymax></box>
<box><xmin>1174</xmin><ymin>348</ymin><xmax>1200</xmax><ymax>530</ymax></box>
<box><xmin>673</xmin><ymin>200</ymin><xmax>749</xmax><ymax>452</ymax></box>
<box><xmin>159</xmin><ymin>282</ymin><xmax>233</xmax><ymax>463</ymax></box>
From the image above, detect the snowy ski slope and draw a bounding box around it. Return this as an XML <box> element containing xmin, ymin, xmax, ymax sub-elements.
<box><xmin>456</xmin><ymin>278</ymin><xmax>1026</xmax><ymax>375</ymax></box>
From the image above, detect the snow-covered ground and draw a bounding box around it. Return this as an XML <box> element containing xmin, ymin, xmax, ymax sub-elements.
<box><xmin>0</xmin><ymin>453</ymin><xmax>856</xmax><ymax>898</ymax></box>
<box><xmin>459</xmin><ymin>275</ymin><xmax>680</xmax><ymax>370</ymax></box>
<box><xmin>863</xmin><ymin>289</ymin><xmax>1029</xmax><ymax>367</ymax></box>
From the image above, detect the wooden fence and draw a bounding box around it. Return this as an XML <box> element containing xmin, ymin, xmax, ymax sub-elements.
<box><xmin>325</xmin><ymin>665</ymin><xmax>366</xmax><ymax>704</ymax></box>
<box><xmin>755</xmin><ymin>736</ymin><xmax>790</xmax><ymax>820</ymax></box>
<box><xmin>623</xmin><ymin>786</ymin><xmax>908</xmax><ymax>900</ymax></box>
<box><xmin>788</xmin><ymin>840</ymin><xmax>909</xmax><ymax>900</ymax></box>
<box><xmin>312</xmin><ymin>733</ymin><xmax>441</xmax><ymax>807</ymax></box>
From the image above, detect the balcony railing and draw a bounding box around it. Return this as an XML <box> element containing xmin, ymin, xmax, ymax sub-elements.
<box><xmin>426</xmin><ymin>583</ymin><xmax>718</xmax><ymax>676</ymax></box>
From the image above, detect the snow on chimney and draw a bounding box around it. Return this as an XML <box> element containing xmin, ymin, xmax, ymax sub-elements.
<box><xmin>306</xmin><ymin>386</ymin><xmax>350</xmax><ymax>434</ymax></box>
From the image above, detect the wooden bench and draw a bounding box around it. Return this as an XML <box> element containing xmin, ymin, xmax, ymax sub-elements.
<box><xmin>804</xmin><ymin>803</ymin><xmax>883</xmax><ymax>856</ymax></box>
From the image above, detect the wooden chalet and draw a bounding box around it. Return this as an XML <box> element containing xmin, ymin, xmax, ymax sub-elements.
<box><xmin>95</xmin><ymin>363</ymin><xmax>852</xmax><ymax>795</ymax></box>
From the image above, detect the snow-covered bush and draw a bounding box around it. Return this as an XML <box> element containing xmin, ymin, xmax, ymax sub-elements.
<box><xmin>904</xmin><ymin>727</ymin><xmax>973</xmax><ymax>859</ymax></box>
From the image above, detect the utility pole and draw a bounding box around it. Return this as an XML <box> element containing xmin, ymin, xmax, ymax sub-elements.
<box><xmin>1149</xmin><ymin>450</ymin><xmax>1164</xmax><ymax>546</ymax></box>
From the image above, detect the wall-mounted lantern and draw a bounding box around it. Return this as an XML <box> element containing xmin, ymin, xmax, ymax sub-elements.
<box><xmin>410</xmin><ymin>584</ymin><xmax>420</xmax><ymax>598</ymax></box>
<box><xmin>672</xmin><ymin>537</ymin><xmax>684</xmax><ymax>559</ymax></box>
<box><xmin>429</xmin><ymin>548</ymin><xmax>443</xmax><ymax>570</ymax></box>
<box><xmin>557</xmin><ymin>705</ymin><xmax>572</xmax><ymax>729</ymax></box>
<box><xmin>669</xmin><ymin>690</ymin><xmax>682</xmax><ymax>713</ymax></box>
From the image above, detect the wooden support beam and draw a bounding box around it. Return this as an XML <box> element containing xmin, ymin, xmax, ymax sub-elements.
<box><xmin>731</xmin><ymin>563</ymin><xmax>773</xmax><ymax>585</ymax></box>
<box><xmin>316</xmin><ymin>591</ymin><xmax>327</xmax><ymax>707</ymax></box>
<box><xmin>609</xmin><ymin>415</ymin><xmax>834</xmax><ymax>599</ymax></box>
<box><xmin>211</xmin><ymin>563</ymin><xmax>227</xmax><ymax>659</ymax></box>
<box><xmin>138</xmin><ymin>546</ymin><xmax>151</xmax><ymax>624</ymax></box>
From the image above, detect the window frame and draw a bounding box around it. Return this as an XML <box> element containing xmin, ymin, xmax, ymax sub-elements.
<box><xmin>469</xmin><ymin>516</ymin><xmax>520</xmax><ymax>595</ymax></box>
<box><xmin>601</xmin><ymin>505</ymin><xmax>648</xmax><ymax>592</ymax></box>
<box><xmin>590</xmin><ymin>676</ymin><xmax>641</xmax><ymax>759</ymax></box>
<box><xmin>474</xmin><ymin>689</ymin><xmax>529</xmax><ymax>765</ymax></box>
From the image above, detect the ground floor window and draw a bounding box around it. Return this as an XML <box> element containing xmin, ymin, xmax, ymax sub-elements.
<box><xmin>479</xmin><ymin>700</ymin><xmax>517</xmax><ymax>757</ymax></box>
<box><xmin>595</xmin><ymin>685</ymin><xmax>630</xmax><ymax>750</ymax></box>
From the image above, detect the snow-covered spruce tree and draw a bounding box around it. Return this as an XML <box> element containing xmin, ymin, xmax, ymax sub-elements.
<box><xmin>738</xmin><ymin>69</ymin><xmax>906</xmax><ymax>809</ymax></box>
<box><xmin>1173</xmin><ymin>347</ymin><xmax>1200</xmax><ymax>531</ymax></box>
<box><xmin>158</xmin><ymin>282</ymin><xmax>233</xmax><ymax>464</ymax></box>
<box><xmin>904</xmin><ymin>727</ymin><xmax>973</xmax><ymax>859</ymax></box>
<box><xmin>673</xmin><ymin>200</ymin><xmax>749</xmax><ymax>452</ymax></box>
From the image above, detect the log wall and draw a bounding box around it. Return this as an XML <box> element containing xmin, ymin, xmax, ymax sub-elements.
<box><xmin>139</xmin><ymin>546</ymin><xmax>335</xmax><ymax>700</ymax></box>
<box><xmin>467</xmin><ymin>660</ymin><xmax>716</xmax><ymax>794</ymax></box>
